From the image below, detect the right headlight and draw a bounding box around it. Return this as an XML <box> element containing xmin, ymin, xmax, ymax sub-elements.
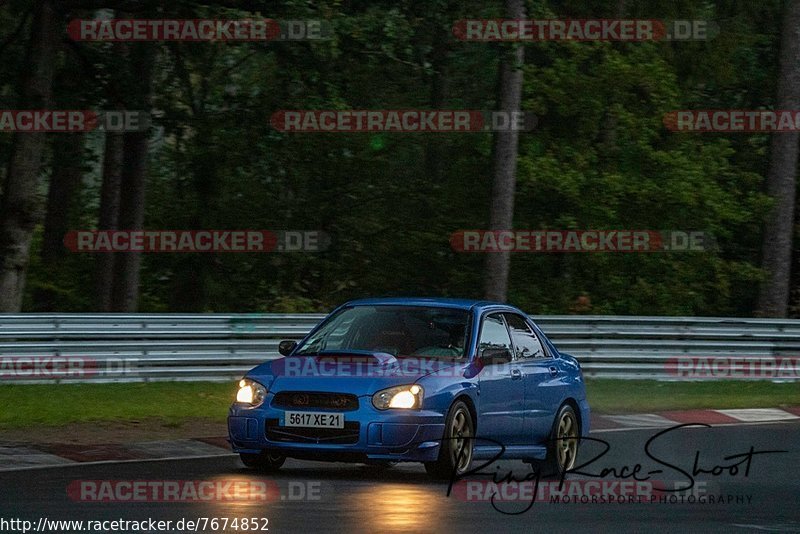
<box><xmin>372</xmin><ymin>384</ymin><xmax>424</xmax><ymax>410</ymax></box>
<box><xmin>235</xmin><ymin>378</ymin><xmax>267</xmax><ymax>408</ymax></box>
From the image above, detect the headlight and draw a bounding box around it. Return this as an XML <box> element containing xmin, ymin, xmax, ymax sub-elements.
<box><xmin>372</xmin><ymin>384</ymin><xmax>424</xmax><ymax>410</ymax></box>
<box><xmin>236</xmin><ymin>378</ymin><xmax>267</xmax><ymax>408</ymax></box>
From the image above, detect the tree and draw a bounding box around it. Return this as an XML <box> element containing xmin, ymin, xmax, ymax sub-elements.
<box><xmin>110</xmin><ymin>44</ymin><xmax>155</xmax><ymax>311</ymax></box>
<box><xmin>0</xmin><ymin>0</ymin><xmax>59</xmax><ymax>312</ymax></box>
<box><xmin>94</xmin><ymin>131</ymin><xmax>124</xmax><ymax>311</ymax></box>
<box><xmin>36</xmin><ymin>49</ymin><xmax>91</xmax><ymax>310</ymax></box>
<box><xmin>757</xmin><ymin>0</ymin><xmax>800</xmax><ymax>317</ymax></box>
<box><xmin>91</xmin><ymin>34</ymin><xmax>131</xmax><ymax>311</ymax></box>
<box><xmin>484</xmin><ymin>0</ymin><xmax>525</xmax><ymax>302</ymax></box>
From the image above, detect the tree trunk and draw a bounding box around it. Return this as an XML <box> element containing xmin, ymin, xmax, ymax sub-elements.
<box><xmin>41</xmin><ymin>134</ymin><xmax>85</xmax><ymax>264</ymax></box>
<box><xmin>757</xmin><ymin>0</ymin><xmax>800</xmax><ymax>317</ymax></box>
<box><xmin>94</xmin><ymin>132</ymin><xmax>124</xmax><ymax>310</ymax></box>
<box><xmin>483</xmin><ymin>0</ymin><xmax>525</xmax><ymax>302</ymax></box>
<box><xmin>110</xmin><ymin>132</ymin><xmax>149</xmax><ymax>311</ymax></box>
<box><xmin>110</xmin><ymin>45</ymin><xmax>155</xmax><ymax>312</ymax></box>
<box><xmin>172</xmin><ymin>128</ymin><xmax>217</xmax><ymax>311</ymax></box>
<box><xmin>424</xmin><ymin>16</ymin><xmax>449</xmax><ymax>186</ymax></box>
<box><xmin>0</xmin><ymin>0</ymin><xmax>59</xmax><ymax>312</ymax></box>
<box><xmin>32</xmin><ymin>133</ymin><xmax>85</xmax><ymax>311</ymax></box>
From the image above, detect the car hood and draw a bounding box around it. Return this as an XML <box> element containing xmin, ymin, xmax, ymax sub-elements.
<box><xmin>247</xmin><ymin>350</ymin><xmax>462</xmax><ymax>395</ymax></box>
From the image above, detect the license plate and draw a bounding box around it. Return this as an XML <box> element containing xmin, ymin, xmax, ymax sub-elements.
<box><xmin>284</xmin><ymin>411</ymin><xmax>344</xmax><ymax>429</ymax></box>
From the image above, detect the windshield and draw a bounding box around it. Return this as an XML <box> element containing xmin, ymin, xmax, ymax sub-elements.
<box><xmin>295</xmin><ymin>305</ymin><xmax>471</xmax><ymax>360</ymax></box>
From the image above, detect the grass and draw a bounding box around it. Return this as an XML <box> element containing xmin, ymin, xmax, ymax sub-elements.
<box><xmin>0</xmin><ymin>382</ymin><xmax>235</xmax><ymax>429</ymax></box>
<box><xmin>585</xmin><ymin>379</ymin><xmax>800</xmax><ymax>413</ymax></box>
<box><xmin>0</xmin><ymin>380</ymin><xmax>798</xmax><ymax>429</ymax></box>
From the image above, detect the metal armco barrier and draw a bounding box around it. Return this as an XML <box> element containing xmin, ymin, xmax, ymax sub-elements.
<box><xmin>1</xmin><ymin>314</ymin><xmax>799</xmax><ymax>383</ymax></box>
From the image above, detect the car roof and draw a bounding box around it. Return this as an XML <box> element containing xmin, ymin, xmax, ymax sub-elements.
<box><xmin>342</xmin><ymin>297</ymin><xmax>517</xmax><ymax>313</ymax></box>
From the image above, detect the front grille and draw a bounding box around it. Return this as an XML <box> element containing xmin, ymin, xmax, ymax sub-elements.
<box><xmin>272</xmin><ymin>391</ymin><xmax>359</xmax><ymax>411</ymax></box>
<box><xmin>265</xmin><ymin>419</ymin><xmax>360</xmax><ymax>445</ymax></box>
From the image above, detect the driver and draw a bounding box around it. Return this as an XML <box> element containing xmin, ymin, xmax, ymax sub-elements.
<box><xmin>412</xmin><ymin>323</ymin><xmax>466</xmax><ymax>358</ymax></box>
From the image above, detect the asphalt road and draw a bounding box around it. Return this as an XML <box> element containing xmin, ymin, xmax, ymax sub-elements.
<box><xmin>1</xmin><ymin>422</ymin><xmax>798</xmax><ymax>534</ymax></box>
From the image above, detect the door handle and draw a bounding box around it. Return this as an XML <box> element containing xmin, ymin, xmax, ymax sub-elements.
<box><xmin>548</xmin><ymin>366</ymin><xmax>558</xmax><ymax>376</ymax></box>
<box><xmin>510</xmin><ymin>368</ymin><xmax>523</xmax><ymax>380</ymax></box>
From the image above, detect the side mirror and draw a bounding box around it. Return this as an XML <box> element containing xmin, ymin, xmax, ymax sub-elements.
<box><xmin>278</xmin><ymin>340</ymin><xmax>298</xmax><ymax>356</ymax></box>
<box><xmin>479</xmin><ymin>347</ymin><xmax>512</xmax><ymax>365</ymax></box>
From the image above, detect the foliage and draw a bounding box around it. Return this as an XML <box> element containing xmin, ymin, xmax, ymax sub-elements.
<box><xmin>0</xmin><ymin>0</ymin><xmax>789</xmax><ymax>316</ymax></box>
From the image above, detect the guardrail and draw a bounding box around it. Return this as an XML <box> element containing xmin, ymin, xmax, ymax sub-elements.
<box><xmin>1</xmin><ymin>314</ymin><xmax>798</xmax><ymax>383</ymax></box>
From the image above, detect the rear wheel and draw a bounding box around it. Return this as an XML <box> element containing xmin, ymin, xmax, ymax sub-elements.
<box><xmin>538</xmin><ymin>404</ymin><xmax>580</xmax><ymax>478</ymax></box>
<box><xmin>240</xmin><ymin>451</ymin><xmax>286</xmax><ymax>472</ymax></box>
<box><xmin>424</xmin><ymin>400</ymin><xmax>474</xmax><ymax>480</ymax></box>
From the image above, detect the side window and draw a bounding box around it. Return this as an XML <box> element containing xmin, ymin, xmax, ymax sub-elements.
<box><xmin>478</xmin><ymin>314</ymin><xmax>512</xmax><ymax>354</ymax></box>
<box><xmin>504</xmin><ymin>313</ymin><xmax>546</xmax><ymax>359</ymax></box>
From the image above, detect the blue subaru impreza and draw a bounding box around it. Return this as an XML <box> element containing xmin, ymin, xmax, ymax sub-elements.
<box><xmin>228</xmin><ymin>298</ymin><xmax>590</xmax><ymax>479</ymax></box>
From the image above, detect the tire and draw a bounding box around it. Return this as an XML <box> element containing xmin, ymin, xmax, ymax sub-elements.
<box><xmin>240</xmin><ymin>451</ymin><xmax>286</xmax><ymax>472</ymax></box>
<box><xmin>425</xmin><ymin>400</ymin><xmax>474</xmax><ymax>480</ymax></box>
<box><xmin>538</xmin><ymin>404</ymin><xmax>580</xmax><ymax>478</ymax></box>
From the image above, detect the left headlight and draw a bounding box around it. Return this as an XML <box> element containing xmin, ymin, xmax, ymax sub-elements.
<box><xmin>236</xmin><ymin>378</ymin><xmax>267</xmax><ymax>408</ymax></box>
<box><xmin>372</xmin><ymin>384</ymin><xmax>424</xmax><ymax>410</ymax></box>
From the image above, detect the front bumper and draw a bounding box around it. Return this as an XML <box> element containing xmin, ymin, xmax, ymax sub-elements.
<box><xmin>228</xmin><ymin>397</ymin><xmax>446</xmax><ymax>463</ymax></box>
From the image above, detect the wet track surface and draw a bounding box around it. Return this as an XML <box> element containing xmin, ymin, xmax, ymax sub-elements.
<box><xmin>1</xmin><ymin>422</ymin><xmax>799</xmax><ymax>533</ymax></box>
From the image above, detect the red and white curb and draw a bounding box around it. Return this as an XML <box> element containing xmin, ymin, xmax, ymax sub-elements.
<box><xmin>0</xmin><ymin>438</ymin><xmax>232</xmax><ymax>471</ymax></box>
<box><xmin>592</xmin><ymin>407</ymin><xmax>800</xmax><ymax>431</ymax></box>
<box><xmin>0</xmin><ymin>408</ymin><xmax>797</xmax><ymax>470</ymax></box>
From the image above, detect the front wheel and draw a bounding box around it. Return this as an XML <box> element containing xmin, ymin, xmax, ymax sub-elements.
<box><xmin>240</xmin><ymin>451</ymin><xmax>286</xmax><ymax>472</ymax></box>
<box><xmin>425</xmin><ymin>400</ymin><xmax>474</xmax><ymax>480</ymax></box>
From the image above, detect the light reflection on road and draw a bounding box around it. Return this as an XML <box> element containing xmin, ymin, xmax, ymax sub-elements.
<box><xmin>349</xmin><ymin>484</ymin><xmax>445</xmax><ymax>532</ymax></box>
